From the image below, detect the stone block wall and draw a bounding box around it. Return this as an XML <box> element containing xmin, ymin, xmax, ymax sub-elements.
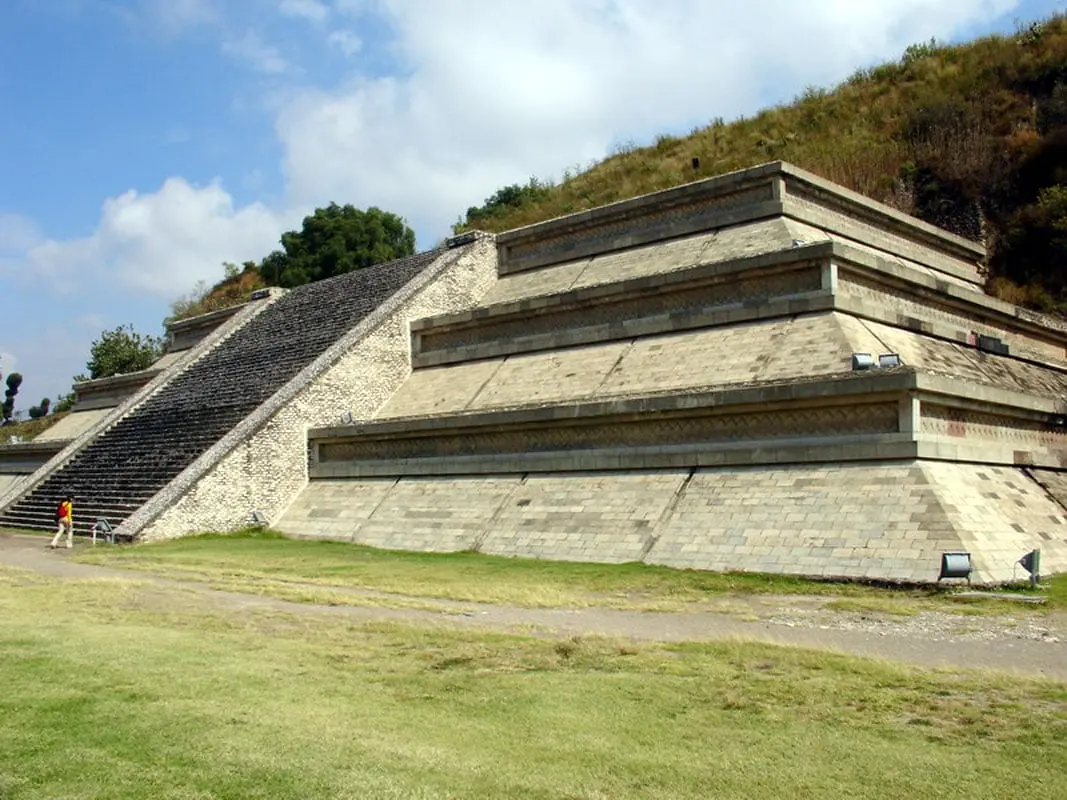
<box><xmin>278</xmin><ymin>460</ymin><xmax>1067</xmax><ymax>584</ymax></box>
<box><xmin>134</xmin><ymin>237</ymin><xmax>498</xmax><ymax>540</ymax></box>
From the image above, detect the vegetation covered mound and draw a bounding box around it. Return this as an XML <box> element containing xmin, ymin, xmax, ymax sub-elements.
<box><xmin>456</xmin><ymin>15</ymin><xmax>1067</xmax><ymax>312</ymax></box>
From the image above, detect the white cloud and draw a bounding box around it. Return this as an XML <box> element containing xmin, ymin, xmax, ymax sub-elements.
<box><xmin>280</xmin><ymin>0</ymin><xmax>330</xmax><ymax>22</ymax></box>
<box><xmin>222</xmin><ymin>30</ymin><xmax>289</xmax><ymax>74</ymax></box>
<box><xmin>279</xmin><ymin>0</ymin><xmax>1020</xmax><ymax>241</ymax></box>
<box><xmin>327</xmin><ymin>29</ymin><xmax>362</xmax><ymax>56</ymax></box>
<box><xmin>0</xmin><ymin>213</ymin><xmax>43</xmax><ymax>256</ymax></box>
<box><xmin>143</xmin><ymin>0</ymin><xmax>218</xmax><ymax>33</ymax></box>
<box><xmin>18</xmin><ymin>178</ymin><xmax>294</xmax><ymax>298</ymax></box>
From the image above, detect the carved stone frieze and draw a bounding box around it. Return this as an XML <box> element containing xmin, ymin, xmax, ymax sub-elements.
<box><xmin>318</xmin><ymin>401</ymin><xmax>900</xmax><ymax>465</ymax></box>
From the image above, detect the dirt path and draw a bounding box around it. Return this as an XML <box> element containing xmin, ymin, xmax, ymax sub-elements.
<box><xmin>3</xmin><ymin>533</ymin><xmax>1065</xmax><ymax>680</ymax></box>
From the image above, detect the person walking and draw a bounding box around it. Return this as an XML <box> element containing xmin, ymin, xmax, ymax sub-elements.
<box><xmin>50</xmin><ymin>494</ymin><xmax>74</xmax><ymax>549</ymax></box>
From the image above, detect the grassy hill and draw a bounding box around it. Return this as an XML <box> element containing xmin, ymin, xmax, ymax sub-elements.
<box><xmin>456</xmin><ymin>14</ymin><xmax>1067</xmax><ymax>312</ymax></box>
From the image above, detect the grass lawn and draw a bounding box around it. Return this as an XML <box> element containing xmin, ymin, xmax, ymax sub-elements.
<box><xmin>69</xmin><ymin>528</ymin><xmax>1066</xmax><ymax>615</ymax></box>
<box><xmin>0</xmin><ymin>563</ymin><xmax>1065</xmax><ymax>800</ymax></box>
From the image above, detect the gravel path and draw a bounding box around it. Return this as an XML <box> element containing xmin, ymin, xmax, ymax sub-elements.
<box><xmin>3</xmin><ymin>532</ymin><xmax>1065</xmax><ymax>680</ymax></box>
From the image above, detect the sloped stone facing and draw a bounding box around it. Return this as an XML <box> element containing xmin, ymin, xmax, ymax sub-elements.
<box><xmin>0</xmin><ymin>475</ymin><xmax>27</xmax><ymax>498</ymax></box>
<box><xmin>32</xmin><ymin>409</ymin><xmax>110</xmax><ymax>442</ymax></box>
<box><xmin>647</xmin><ymin>462</ymin><xmax>956</xmax><ymax>582</ymax></box>
<box><xmin>277</xmin><ymin>460</ymin><xmax>1067</xmax><ymax>584</ymax></box>
<box><xmin>1029</xmin><ymin>468</ymin><xmax>1067</xmax><ymax>511</ymax></box>
<box><xmin>377</xmin><ymin>311</ymin><xmax>912</xmax><ymax>419</ymax></box>
<box><xmin>134</xmin><ymin>238</ymin><xmax>499</xmax><ymax>540</ymax></box>
<box><xmin>479</xmin><ymin>472</ymin><xmax>687</xmax><ymax>563</ymax></box>
<box><xmin>838</xmin><ymin>272</ymin><xmax>1067</xmax><ymax>369</ymax></box>
<box><xmin>481</xmin><ymin>219</ymin><xmax>799</xmax><ymax>307</ymax></box>
<box><xmin>920</xmin><ymin>463</ymin><xmax>1067</xmax><ymax>582</ymax></box>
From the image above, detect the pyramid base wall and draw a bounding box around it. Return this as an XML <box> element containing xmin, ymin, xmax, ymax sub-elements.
<box><xmin>277</xmin><ymin>460</ymin><xmax>1067</xmax><ymax>585</ymax></box>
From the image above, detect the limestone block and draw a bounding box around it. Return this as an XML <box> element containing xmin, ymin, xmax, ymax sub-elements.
<box><xmin>478</xmin><ymin>471</ymin><xmax>687</xmax><ymax>563</ymax></box>
<box><xmin>352</xmin><ymin>476</ymin><xmax>521</xmax><ymax>552</ymax></box>
<box><xmin>466</xmin><ymin>342</ymin><xmax>632</xmax><ymax>411</ymax></box>
<box><xmin>647</xmin><ymin>462</ymin><xmax>955</xmax><ymax>583</ymax></box>
<box><xmin>375</xmin><ymin>359</ymin><xmax>503</xmax><ymax>419</ymax></box>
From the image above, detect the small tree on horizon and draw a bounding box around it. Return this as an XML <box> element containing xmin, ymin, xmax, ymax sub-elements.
<box><xmin>2</xmin><ymin>372</ymin><xmax>22</xmax><ymax>424</ymax></box>
<box><xmin>28</xmin><ymin>397</ymin><xmax>52</xmax><ymax>419</ymax></box>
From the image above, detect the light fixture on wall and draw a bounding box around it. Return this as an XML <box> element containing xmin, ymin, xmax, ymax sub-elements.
<box><xmin>250</xmin><ymin>510</ymin><xmax>269</xmax><ymax>528</ymax></box>
<box><xmin>878</xmin><ymin>353</ymin><xmax>902</xmax><ymax>368</ymax></box>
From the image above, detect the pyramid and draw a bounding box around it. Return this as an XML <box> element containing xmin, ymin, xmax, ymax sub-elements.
<box><xmin>276</xmin><ymin>162</ymin><xmax>1067</xmax><ymax>584</ymax></box>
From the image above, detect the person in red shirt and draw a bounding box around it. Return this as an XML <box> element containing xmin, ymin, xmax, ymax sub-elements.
<box><xmin>49</xmin><ymin>495</ymin><xmax>74</xmax><ymax>549</ymax></box>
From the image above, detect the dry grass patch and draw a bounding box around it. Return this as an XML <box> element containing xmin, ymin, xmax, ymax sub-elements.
<box><xmin>72</xmin><ymin>529</ymin><xmax>1064</xmax><ymax>616</ymax></box>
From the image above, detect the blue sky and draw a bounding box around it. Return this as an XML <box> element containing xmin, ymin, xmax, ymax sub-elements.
<box><xmin>1</xmin><ymin>0</ymin><xmax>1065</xmax><ymax>411</ymax></box>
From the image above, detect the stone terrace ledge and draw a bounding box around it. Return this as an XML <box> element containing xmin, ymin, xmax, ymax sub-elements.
<box><xmin>166</xmin><ymin>302</ymin><xmax>251</xmax><ymax>352</ymax></box>
<box><xmin>411</xmin><ymin>241</ymin><xmax>1067</xmax><ymax>370</ymax></box>
<box><xmin>495</xmin><ymin>161</ymin><xmax>985</xmax><ymax>284</ymax></box>
<box><xmin>309</xmin><ymin>369</ymin><xmax>1067</xmax><ymax>478</ymax></box>
<box><xmin>71</xmin><ymin>369</ymin><xmax>164</xmax><ymax>411</ymax></box>
<box><xmin>0</xmin><ymin>441</ymin><xmax>67</xmax><ymax>474</ymax></box>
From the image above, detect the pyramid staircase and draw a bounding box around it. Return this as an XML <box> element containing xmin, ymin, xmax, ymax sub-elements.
<box><xmin>0</xmin><ymin>250</ymin><xmax>441</xmax><ymax>535</ymax></box>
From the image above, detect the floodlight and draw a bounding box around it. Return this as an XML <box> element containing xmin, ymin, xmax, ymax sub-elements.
<box><xmin>938</xmin><ymin>551</ymin><xmax>972</xmax><ymax>583</ymax></box>
<box><xmin>878</xmin><ymin>353</ymin><xmax>902</xmax><ymax>368</ymax></box>
<box><xmin>851</xmin><ymin>353</ymin><xmax>876</xmax><ymax>370</ymax></box>
<box><xmin>1018</xmin><ymin>549</ymin><xmax>1042</xmax><ymax>588</ymax></box>
<box><xmin>250</xmin><ymin>510</ymin><xmax>269</xmax><ymax>528</ymax></box>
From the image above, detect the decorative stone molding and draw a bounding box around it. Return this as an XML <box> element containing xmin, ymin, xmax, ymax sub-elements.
<box><xmin>313</xmin><ymin>370</ymin><xmax>913</xmax><ymax>477</ymax></box>
<box><xmin>407</xmin><ymin>239</ymin><xmax>1067</xmax><ymax>376</ymax></box>
<box><xmin>309</xmin><ymin>369</ymin><xmax>1067</xmax><ymax>478</ymax></box>
<box><xmin>166</xmin><ymin>303</ymin><xmax>247</xmax><ymax>352</ymax></box>
<box><xmin>495</xmin><ymin>162</ymin><xmax>984</xmax><ymax>281</ymax></box>
<box><xmin>71</xmin><ymin>368</ymin><xmax>163</xmax><ymax>411</ymax></box>
<box><xmin>0</xmin><ymin>440</ymin><xmax>66</xmax><ymax>474</ymax></box>
<box><xmin>413</xmin><ymin>246</ymin><xmax>830</xmax><ymax>367</ymax></box>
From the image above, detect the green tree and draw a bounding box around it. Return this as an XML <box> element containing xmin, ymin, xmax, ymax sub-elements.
<box><xmin>53</xmin><ymin>392</ymin><xmax>76</xmax><ymax>414</ymax></box>
<box><xmin>2</xmin><ymin>373</ymin><xmax>22</xmax><ymax>423</ymax></box>
<box><xmin>263</xmin><ymin>204</ymin><xmax>417</xmax><ymax>288</ymax></box>
<box><xmin>80</xmin><ymin>324</ymin><xmax>165</xmax><ymax>380</ymax></box>
<box><xmin>27</xmin><ymin>397</ymin><xmax>51</xmax><ymax>419</ymax></box>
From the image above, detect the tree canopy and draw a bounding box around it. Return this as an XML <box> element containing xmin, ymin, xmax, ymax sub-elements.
<box><xmin>260</xmin><ymin>204</ymin><xmax>417</xmax><ymax>288</ymax></box>
<box><xmin>78</xmin><ymin>324</ymin><xmax>165</xmax><ymax>381</ymax></box>
<box><xmin>1</xmin><ymin>373</ymin><xmax>22</xmax><ymax>424</ymax></box>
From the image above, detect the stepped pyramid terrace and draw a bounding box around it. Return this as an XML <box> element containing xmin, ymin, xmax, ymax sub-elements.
<box><xmin>3</xmin><ymin>161</ymin><xmax>1066</xmax><ymax>585</ymax></box>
